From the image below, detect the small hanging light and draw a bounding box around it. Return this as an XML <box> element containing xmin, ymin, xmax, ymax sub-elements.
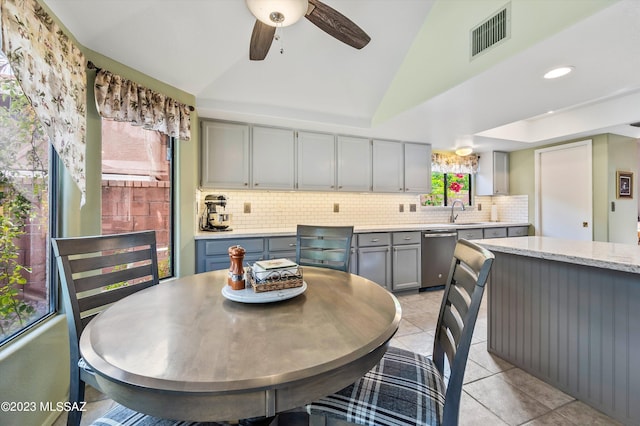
<box><xmin>246</xmin><ymin>0</ymin><xmax>309</xmax><ymax>27</ymax></box>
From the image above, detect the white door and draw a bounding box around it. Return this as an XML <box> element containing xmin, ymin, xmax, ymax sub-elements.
<box><xmin>535</xmin><ymin>140</ymin><xmax>592</xmax><ymax>240</ymax></box>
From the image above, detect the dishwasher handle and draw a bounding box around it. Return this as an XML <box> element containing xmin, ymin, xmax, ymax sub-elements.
<box><xmin>423</xmin><ymin>232</ymin><xmax>457</xmax><ymax>238</ymax></box>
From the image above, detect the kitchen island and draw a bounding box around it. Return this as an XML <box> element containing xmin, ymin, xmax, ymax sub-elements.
<box><xmin>478</xmin><ymin>236</ymin><xmax>640</xmax><ymax>425</ymax></box>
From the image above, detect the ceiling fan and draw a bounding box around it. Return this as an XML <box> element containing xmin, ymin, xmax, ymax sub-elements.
<box><xmin>246</xmin><ymin>0</ymin><xmax>371</xmax><ymax>60</ymax></box>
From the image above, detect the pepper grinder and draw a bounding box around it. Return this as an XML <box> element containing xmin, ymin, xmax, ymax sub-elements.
<box><xmin>228</xmin><ymin>245</ymin><xmax>246</xmax><ymax>290</ymax></box>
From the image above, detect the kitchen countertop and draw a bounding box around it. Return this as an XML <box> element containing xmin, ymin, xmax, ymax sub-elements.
<box><xmin>479</xmin><ymin>236</ymin><xmax>640</xmax><ymax>274</ymax></box>
<box><xmin>195</xmin><ymin>222</ymin><xmax>530</xmax><ymax>240</ymax></box>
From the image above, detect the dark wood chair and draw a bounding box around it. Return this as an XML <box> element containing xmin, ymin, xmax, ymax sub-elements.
<box><xmin>307</xmin><ymin>239</ymin><xmax>495</xmax><ymax>426</ymax></box>
<box><xmin>295</xmin><ymin>225</ymin><xmax>354</xmax><ymax>272</ymax></box>
<box><xmin>52</xmin><ymin>231</ymin><xmax>160</xmax><ymax>426</ymax></box>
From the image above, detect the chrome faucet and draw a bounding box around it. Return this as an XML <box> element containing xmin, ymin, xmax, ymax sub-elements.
<box><xmin>449</xmin><ymin>199</ymin><xmax>465</xmax><ymax>223</ymax></box>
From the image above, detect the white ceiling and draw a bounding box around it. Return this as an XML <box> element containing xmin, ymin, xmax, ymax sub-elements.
<box><xmin>41</xmin><ymin>0</ymin><xmax>640</xmax><ymax>153</ymax></box>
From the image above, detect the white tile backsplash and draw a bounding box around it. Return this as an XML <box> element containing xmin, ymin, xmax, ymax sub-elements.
<box><xmin>197</xmin><ymin>190</ymin><xmax>528</xmax><ymax>230</ymax></box>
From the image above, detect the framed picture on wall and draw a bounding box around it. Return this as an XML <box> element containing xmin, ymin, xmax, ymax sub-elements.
<box><xmin>617</xmin><ymin>171</ymin><xmax>633</xmax><ymax>198</ymax></box>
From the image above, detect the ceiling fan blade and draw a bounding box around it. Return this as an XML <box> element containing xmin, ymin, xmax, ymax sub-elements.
<box><xmin>250</xmin><ymin>19</ymin><xmax>276</xmax><ymax>61</ymax></box>
<box><xmin>305</xmin><ymin>0</ymin><xmax>371</xmax><ymax>49</ymax></box>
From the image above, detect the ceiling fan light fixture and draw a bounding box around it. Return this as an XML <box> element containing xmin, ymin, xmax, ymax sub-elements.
<box><xmin>455</xmin><ymin>146</ymin><xmax>473</xmax><ymax>157</ymax></box>
<box><xmin>246</xmin><ymin>0</ymin><xmax>309</xmax><ymax>27</ymax></box>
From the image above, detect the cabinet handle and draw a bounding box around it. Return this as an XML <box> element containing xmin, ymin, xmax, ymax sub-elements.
<box><xmin>338</xmin><ymin>185</ymin><xmax>343</xmax><ymax>189</ymax></box>
<box><xmin>404</xmin><ymin>237</ymin><xmax>412</xmax><ymax>240</ymax></box>
<box><xmin>331</xmin><ymin>185</ymin><xmax>334</xmax><ymax>189</ymax></box>
<box><xmin>399</xmin><ymin>188</ymin><xmax>403</xmax><ymax>191</ymax></box>
<box><xmin>244</xmin><ymin>182</ymin><xmax>248</xmax><ymax>186</ymax></box>
<box><xmin>371</xmin><ymin>238</ymin><xmax>380</xmax><ymax>242</ymax></box>
<box><xmin>255</xmin><ymin>183</ymin><xmax>259</xmax><ymax>186</ymax></box>
<box><xmin>288</xmin><ymin>243</ymin><xmax>297</xmax><ymax>247</ymax></box>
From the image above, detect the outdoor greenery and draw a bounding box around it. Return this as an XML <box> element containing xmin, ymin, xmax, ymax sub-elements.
<box><xmin>422</xmin><ymin>172</ymin><xmax>471</xmax><ymax>206</ymax></box>
<box><xmin>0</xmin><ymin>76</ymin><xmax>48</xmax><ymax>340</ymax></box>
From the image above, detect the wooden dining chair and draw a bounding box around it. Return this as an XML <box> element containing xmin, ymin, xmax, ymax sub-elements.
<box><xmin>306</xmin><ymin>239</ymin><xmax>495</xmax><ymax>426</ymax></box>
<box><xmin>295</xmin><ymin>225</ymin><xmax>354</xmax><ymax>272</ymax></box>
<box><xmin>52</xmin><ymin>231</ymin><xmax>160</xmax><ymax>426</ymax></box>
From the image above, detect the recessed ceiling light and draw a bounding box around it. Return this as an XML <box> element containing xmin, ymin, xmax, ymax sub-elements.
<box><xmin>544</xmin><ymin>66</ymin><xmax>574</xmax><ymax>79</ymax></box>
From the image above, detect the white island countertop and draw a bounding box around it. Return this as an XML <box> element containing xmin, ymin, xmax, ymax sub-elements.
<box><xmin>479</xmin><ymin>236</ymin><xmax>640</xmax><ymax>274</ymax></box>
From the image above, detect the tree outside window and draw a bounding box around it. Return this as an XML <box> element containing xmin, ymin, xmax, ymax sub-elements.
<box><xmin>422</xmin><ymin>172</ymin><xmax>472</xmax><ymax>206</ymax></box>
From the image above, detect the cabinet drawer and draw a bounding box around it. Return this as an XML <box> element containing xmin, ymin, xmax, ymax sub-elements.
<box><xmin>202</xmin><ymin>238</ymin><xmax>264</xmax><ymax>256</ymax></box>
<box><xmin>357</xmin><ymin>233</ymin><xmax>391</xmax><ymax>247</ymax></box>
<box><xmin>508</xmin><ymin>226</ymin><xmax>529</xmax><ymax>237</ymax></box>
<box><xmin>267</xmin><ymin>236</ymin><xmax>297</xmax><ymax>252</ymax></box>
<box><xmin>483</xmin><ymin>227</ymin><xmax>507</xmax><ymax>238</ymax></box>
<box><xmin>392</xmin><ymin>231</ymin><xmax>421</xmax><ymax>245</ymax></box>
<box><xmin>457</xmin><ymin>229</ymin><xmax>483</xmax><ymax>240</ymax></box>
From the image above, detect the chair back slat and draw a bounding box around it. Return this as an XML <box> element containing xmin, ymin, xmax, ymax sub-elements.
<box><xmin>77</xmin><ymin>278</ymin><xmax>156</xmax><ymax>313</ymax></box>
<box><xmin>74</xmin><ymin>263</ymin><xmax>155</xmax><ymax>294</ymax></box>
<box><xmin>69</xmin><ymin>248</ymin><xmax>154</xmax><ymax>275</ymax></box>
<box><xmin>433</xmin><ymin>238</ymin><xmax>494</xmax><ymax>425</ymax></box>
<box><xmin>296</xmin><ymin>225</ymin><xmax>354</xmax><ymax>272</ymax></box>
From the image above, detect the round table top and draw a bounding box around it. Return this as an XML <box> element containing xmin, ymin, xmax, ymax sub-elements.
<box><xmin>79</xmin><ymin>266</ymin><xmax>401</xmax><ymax>420</ymax></box>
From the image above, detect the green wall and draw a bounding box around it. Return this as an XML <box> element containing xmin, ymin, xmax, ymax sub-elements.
<box><xmin>509</xmin><ymin>133</ymin><xmax>637</xmax><ymax>242</ymax></box>
<box><xmin>0</xmin><ymin>3</ymin><xmax>198</xmax><ymax>424</ymax></box>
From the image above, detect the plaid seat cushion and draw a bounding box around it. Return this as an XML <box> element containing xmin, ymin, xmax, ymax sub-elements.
<box><xmin>307</xmin><ymin>346</ymin><xmax>445</xmax><ymax>426</ymax></box>
<box><xmin>90</xmin><ymin>404</ymin><xmax>228</xmax><ymax>426</ymax></box>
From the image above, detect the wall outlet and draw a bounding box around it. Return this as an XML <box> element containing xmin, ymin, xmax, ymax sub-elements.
<box><xmin>399</xmin><ymin>204</ymin><xmax>404</xmax><ymax>213</ymax></box>
<box><xmin>477</xmin><ymin>203</ymin><xmax>482</xmax><ymax>211</ymax></box>
<box><xmin>333</xmin><ymin>203</ymin><xmax>339</xmax><ymax>213</ymax></box>
<box><xmin>244</xmin><ymin>202</ymin><xmax>251</xmax><ymax>214</ymax></box>
<box><xmin>409</xmin><ymin>203</ymin><xmax>416</xmax><ymax>212</ymax></box>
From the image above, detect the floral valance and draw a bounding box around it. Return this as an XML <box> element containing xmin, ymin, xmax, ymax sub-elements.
<box><xmin>1</xmin><ymin>0</ymin><xmax>87</xmax><ymax>204</ymax></box>
<box><xmin>94</xmin><ymin>69</ymin><xmax>191</xmax><ymax>141</ymax></box>
<box><xmin>432</xmin><ymin>152</ymin><xmax>479</xmax><ymax>174</ymax></box>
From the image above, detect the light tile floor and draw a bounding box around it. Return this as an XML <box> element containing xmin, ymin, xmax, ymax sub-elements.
<box><xmin>54</xmin><ymin>289</ymin><xmax>621</xmax><ymax>426</ymax></box>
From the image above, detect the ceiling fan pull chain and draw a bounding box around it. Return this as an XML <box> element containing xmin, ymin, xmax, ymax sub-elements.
<box><xmin>275</xmin><ymin>25</ymin><xmax>285</xmax><ymax>54</ymax></box>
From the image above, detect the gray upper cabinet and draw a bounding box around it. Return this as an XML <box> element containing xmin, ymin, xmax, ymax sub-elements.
<box><xmin>372</xmin><ymin>140</ymin><xmax>404</xmax><ymax>192</ymax></box>
<box><xmin>252</xmin><ymin>126</ymin><xmax>295</xmax><ymax>190</ymax></box>
<box><xmin>476</xmin><ymin>151</ymin><xmax>509</xmax><ymax>195</ymax></box>
<box><xmin>337</xmin><ymin>136</ymin><xmax>371</xmax><ymax>192</ymax></box>
<box><xmin>297</xmin><ymin>131</ymin><xmax>336</xmax><ymax>191</ymax></box>
<box><xmin>201</xmin><ymin>121</ymin><xmax>250</xmax><ymax>188</ymax></box>
<box><xmin>404</xmin><ymin>143</ymin><xmax>432</xmax><ymax>193</ymax></box>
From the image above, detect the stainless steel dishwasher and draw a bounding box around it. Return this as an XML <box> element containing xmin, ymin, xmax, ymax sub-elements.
<box><xmin>421</xmin><ymin>229</ymin><xmax>457</xmax><ymax>289</ymax></box>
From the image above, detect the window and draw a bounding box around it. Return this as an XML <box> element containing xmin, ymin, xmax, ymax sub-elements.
<box><xmin>101</xmin><ymin>121</ymin><xmax>174</xmax><ymax>279</ymax></box>
<box><xmin>0</xmin><ymin>66</ymin><xmax>55</xmax><ymax>344</ymax></box>
<box><xmin>422</xmin><ymin>172</ymin><xmax>472</xmax><ymax>206</ymax></box>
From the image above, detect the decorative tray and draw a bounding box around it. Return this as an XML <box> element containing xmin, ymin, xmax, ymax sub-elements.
<box><xmin>247</xmin><ymin>262</ymin><xmax>304</xmax><ymax>293</ymax></box>
<box><xmin>221</xmin><ymin>281</ymin><xmax>307</xmax><ymax>304</ymax></box>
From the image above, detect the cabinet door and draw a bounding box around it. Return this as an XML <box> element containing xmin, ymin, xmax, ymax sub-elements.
<box><xmin>476</xmin><ymin>151</ymin><xmax>509</xmax><ymax>195</ymax></box>
<box><xmin>493</xmin><ymin>151</ymin><xmax>509</xmax><ymax>194</ymax></box>
<box><xmin>337</xmin><ymin>136</ymin><xmax>371</xmax><ymax>191</ymax></box>
<box><xmin>392</xmin><ymin>244</ymin><xmax>421</xmax><ymax>291</ymax></box>
<box><xmin>404</xmin><ymin>143</ymin><xmax>432</xmax><ymax>193</ymax></box>
<box><xmin>357</xmin><ymin>246</ymin><xmax>391</xmax><ymax>290</ymax></box>
<box><xmin>297</xmin><ymin>131</ymin><xmax>336</xmax><ymax>190</ymax></box>
<box><xmin>252</xmin><ymin>126</ymin><xmax>295</xmax><ymax>190</ymax></box>
<box><xmin>201</xmin><ymin>121</ymin><xmax>250</xmax><ymax>188</ymax></box>
<box><xmin>372</xmin><ymin>140</ymin><xmax>404</xmax><ymax>192</ymax></box>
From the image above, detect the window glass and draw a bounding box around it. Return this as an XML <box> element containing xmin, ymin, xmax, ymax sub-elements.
<box><xmin>0</xmin><ymin>62</ymin><xmax>53</xmax><ymax>344</ymax></box>
<box><xmin>101</xmin><ymin>121</ymin><xmax>173</xmax><ymax>279</ymax></box>
<box><xmin>422</xmin><ymin>173</ymin><xmax>472</xmax><ymax>207</ymax></box>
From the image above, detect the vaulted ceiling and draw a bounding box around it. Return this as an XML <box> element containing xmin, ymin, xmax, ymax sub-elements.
<box><xmin>42</xmin><ymin>0</ymin><xmax>640</xmax><ymax>153</ymax></box>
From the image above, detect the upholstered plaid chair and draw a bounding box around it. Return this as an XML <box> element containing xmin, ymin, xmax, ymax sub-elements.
<box><xmin>307</xmin><ymin>239</ymin><xmax>495</xmax><ymax>426</ymax></box>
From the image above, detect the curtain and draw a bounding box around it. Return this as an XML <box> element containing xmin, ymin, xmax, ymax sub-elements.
<box><xmin>94</xmin><ymin>69</ymin><xmax>191</xmax><ymax>141</ymax></box>
<box><xmin>432</xmin><ymin>152</ymin><xmax>479</xmax><ymax>174</ymax></box>
<box><xmin>1</xmin><ymin>0</ymin><xmax>87</xmax><ymax>204</ymax></box>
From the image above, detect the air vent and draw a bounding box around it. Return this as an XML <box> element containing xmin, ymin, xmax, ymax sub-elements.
<box><xmin>471</xmin><ymin>3</ymin><xmax>511</xmax><ymax>58</ymax></box>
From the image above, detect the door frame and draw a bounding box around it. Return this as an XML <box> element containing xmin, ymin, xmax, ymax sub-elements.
<box><xmin>534</xmin><ymin>140</ymin><xmax>593</xmax><ymax>238</ymax></box>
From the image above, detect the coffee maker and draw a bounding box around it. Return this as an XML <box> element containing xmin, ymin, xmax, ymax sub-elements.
<box><xmin>200</xmin><ymin>194</ymin><xmax>232</xmax><ymax>231</ymax></box>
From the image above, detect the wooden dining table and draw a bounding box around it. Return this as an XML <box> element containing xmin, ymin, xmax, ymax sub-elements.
<box><xmin>79</xmin><ymin>266</ymin><xmax>401</xmax><ymax>422</ymax></box>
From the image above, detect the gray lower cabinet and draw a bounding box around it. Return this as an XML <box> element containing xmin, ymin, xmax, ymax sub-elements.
<box><xmin>457</xmin><ymin>228</ymin><xmax>483</xmax><ymax>240</ymax></box>
<box><xmin>507</xmin><ymin>226</ymin><xmax>529</xmax><ymax>237</ymax></box>
<box><xmin>196</xmin><ymin>238</ymin><xmax>265</xmax><ymax>273</ymax></box>
<box><xmin>391</xmin><ymin>232</ymin><xmax>421</xmax><ymax>291</ymax></box>
<box><xmin>266</xmin><ymin>236</ymin><xmax>297</xmax><ymax>261</ymax></box>
<box><xmin>483</xmin><ymin>227</ymin><xmax>507</xmax><ymax>238</ymax></box>
<box><xmin>357</xmin><ymin>233</ymin><xmax>392</xmax><ymax>290</ymax></box>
